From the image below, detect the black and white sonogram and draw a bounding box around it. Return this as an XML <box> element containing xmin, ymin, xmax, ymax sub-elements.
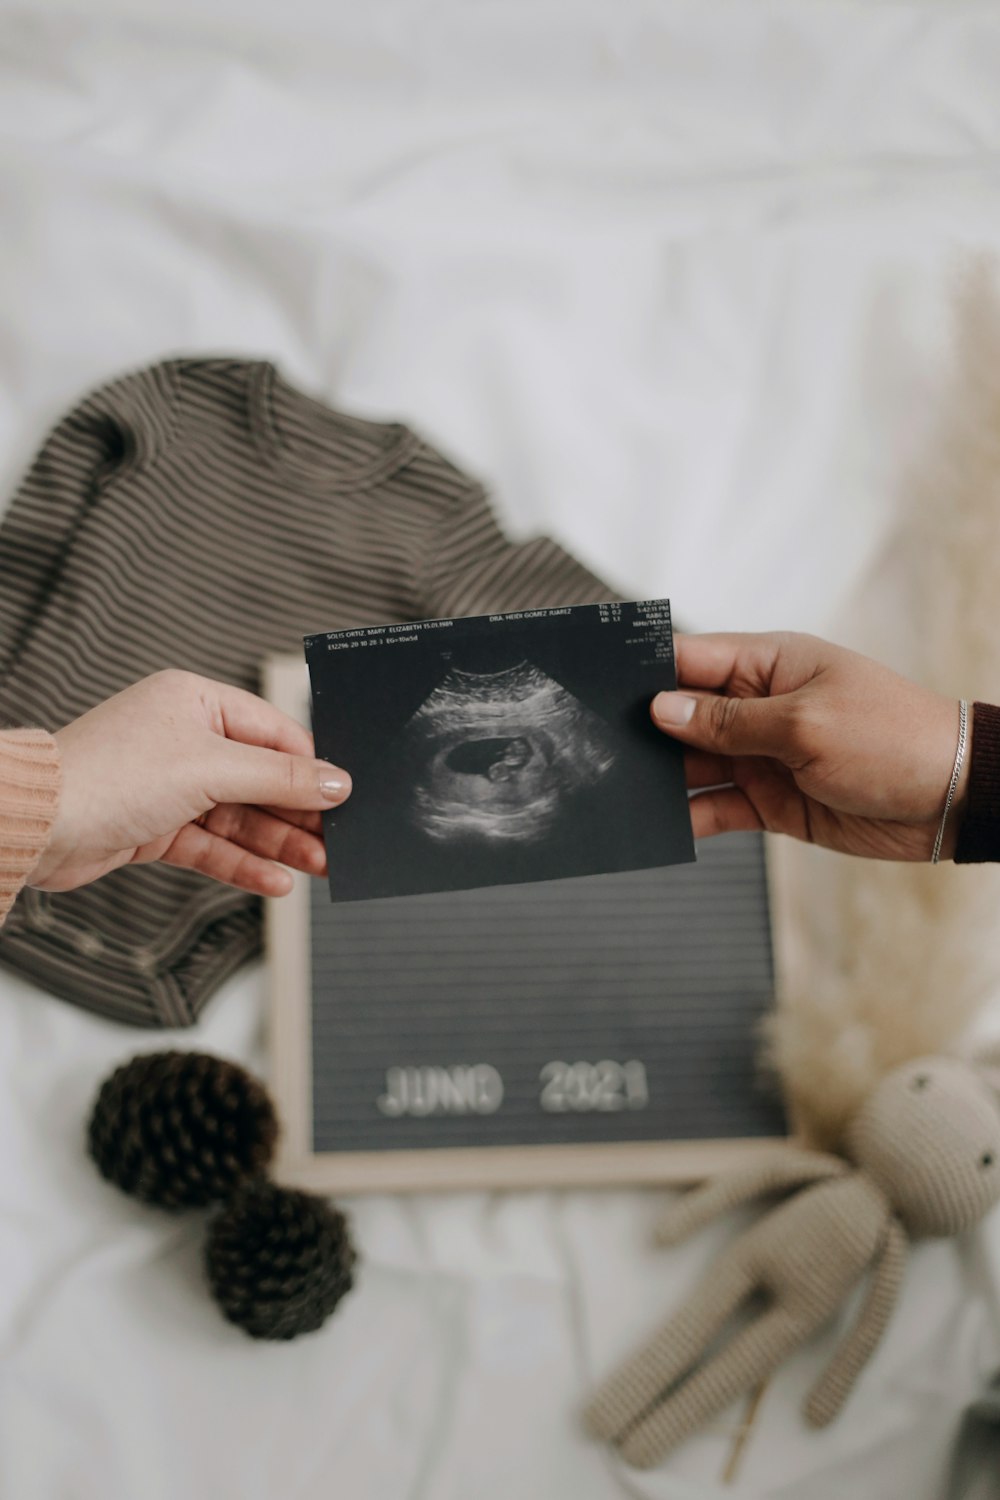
<box><xmin>405</xmin><ymin>663</ymin><xmax>616</xmax><ymax>845</ymax></box>
<box><xmin>304</xmin><ymin>601</ymin><xmax>695</xmax><ymax>903</ymax></box>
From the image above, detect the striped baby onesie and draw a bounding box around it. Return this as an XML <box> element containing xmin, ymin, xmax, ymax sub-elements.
<box><xmin>0</xmin><ymin>359</ymin><xmax>613</xmax><ymax>1025</ymax></box>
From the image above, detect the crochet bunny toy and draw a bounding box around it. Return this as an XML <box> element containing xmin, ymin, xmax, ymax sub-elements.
<box><xmin>585</xmin><ymin>1049</ymin><xmax>1000</xmax><ymax>1470</ymax></box>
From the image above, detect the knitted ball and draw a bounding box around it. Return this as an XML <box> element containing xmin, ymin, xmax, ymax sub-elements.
<box><xmin>206</xmin><ymin>1179</ymin><xmax>355</xmax><ymax>1340</ymax></box>
<box><xmin>88</xmin><ymin>1050</ymin><xmax>279</xmax><ymax>1209</ymax></box>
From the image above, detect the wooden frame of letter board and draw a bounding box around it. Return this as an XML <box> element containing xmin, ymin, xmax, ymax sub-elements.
<box><xmin>265</xmin><ymin>652</ymin><xmax>794</xmax><ymax>1194</ymax></box>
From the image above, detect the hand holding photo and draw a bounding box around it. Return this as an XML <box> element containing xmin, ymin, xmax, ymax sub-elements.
<box><xmin>304</xmin><ymin>600</ymin><xmax>695</xmax><ymax>902</ymax></box>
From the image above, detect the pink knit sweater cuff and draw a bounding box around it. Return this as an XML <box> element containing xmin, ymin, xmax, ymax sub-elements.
<box><xmin>0</xmin><ymin>730</ymin><xmax>61</xmax><ymax>927</ymax></box>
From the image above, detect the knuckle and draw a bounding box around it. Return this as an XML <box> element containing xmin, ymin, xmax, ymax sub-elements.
<box><xmin>784</xmin><ymin>698</ymin><xmax>823</xmax><ymax>762</ymax></box>
<box><xmin>284</xmin><ymin>754</ymin><xmax>302</xmax><ymax>801</ymax></box>
<box><xmin>211</xmin><ymin>803</ymin><xmax>241</xmax><ymax>840</ymax></box>
<box><xmin>703</xmin><ymin>797</ymin><xmax>728</xmax><ymax>837</ymax></box>
<box><xmin>707</xmin><ymin>694</ymin><xmax>744</xmax><ymax>751</ymax></box>
<box><xmin>147</xmin><ymin>667</ymin><xmax>197</xmax><ymax>696</ymax></box>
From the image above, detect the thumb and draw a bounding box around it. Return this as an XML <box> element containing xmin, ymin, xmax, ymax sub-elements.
<box><xmin>204</xmin><ymin>742</ymin><xmax>352</xmax><ymax>811</ymax></box>
<box><xmin>651</xmin><ymin>689</ymin><xmax>796</xmax><ymax>761</ymax></box>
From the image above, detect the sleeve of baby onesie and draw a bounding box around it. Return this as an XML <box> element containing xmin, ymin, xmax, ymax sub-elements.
<box><xmin>0</xmin><ymin>729</ymin><xmax>60</xmax><ymax>927</ymax></box>
<box><xmin>417</xmin><ymin>481</ymin><xmax>622</xmax><ymax>619</ymax></box>
<box><xmin>0</xmin><ymin>365</ymin><xmax>173</xmax><ymax>680</ymax></box>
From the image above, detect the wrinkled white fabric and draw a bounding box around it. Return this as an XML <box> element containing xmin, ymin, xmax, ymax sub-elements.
<box><xmin>2</xmin><ymin>3</ymin><xmax>1000</xmax><ymax>1497</ymax></box>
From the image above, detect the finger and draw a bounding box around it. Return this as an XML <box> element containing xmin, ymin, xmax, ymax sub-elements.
<box><xmin>260</xmin><ymin>806</ymin><xmax>324</xmax><ymax>835</ymax></box>
<box><xmin>200</xmin><ymin>804</ymin><xmax>327</xmax><ymax>876</ymax></box>
<box><xmin>204</xmin><ymin>741</ymin><xmax>352</xmax><ymax>812</ymax></box>
<box><xmin>207</xmin><ymin>679</ymin><xmax>315</xmax><ymax>758</ymax></box>
<box><xmin>651</xmin><ymin>689</ymin><xmax>800</xmax><ymax>762</ymax></box>
<box><xmin>688</xmin><ymin>787</ymin><xmax>764</xmax><ymax>839</ymax></box>
<box><xmin>674</xmin><ymin>632</ymin><xmax>784</xmax><ymax>693</ymax></box>
<box><xmin>684</xmin><ymin>749</ymin><xmax>734</xmax><ymax>791</ymax></box>
<box><xmin>163</xmin><ymin>823</ymin><xmax>296</xmax><ymax>896</ymax></box>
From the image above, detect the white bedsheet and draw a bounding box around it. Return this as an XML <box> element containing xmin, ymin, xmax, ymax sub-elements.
<box><xmin>2</xmin><ymin>3</ymin><xmax>1000</xmax><ymax>1496</ymax></box>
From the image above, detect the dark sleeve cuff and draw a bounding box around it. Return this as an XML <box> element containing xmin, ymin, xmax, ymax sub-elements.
<box><xmin>954</xmin><ymin>702</ymin><xmax>1000</xmax><ymax>863</ymax></box>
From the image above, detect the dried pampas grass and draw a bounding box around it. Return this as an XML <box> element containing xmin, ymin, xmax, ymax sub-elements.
<box><xmin>767</xmin><ymin>259</ymin><xmax>1000</xmax><ymax>1149</ymax></box>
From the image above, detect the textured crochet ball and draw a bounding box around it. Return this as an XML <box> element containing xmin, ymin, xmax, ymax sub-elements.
<box><xmin>88</xmin><ymin>1050</ymin><xmax>279</xmax><ymax>1209</ymax></box>
<box><xmin>206</xmin><ymin>1179</ymin><xmax>356</xmax><ymax>1340</ymax></box>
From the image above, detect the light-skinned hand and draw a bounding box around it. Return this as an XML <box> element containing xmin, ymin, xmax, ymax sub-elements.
<box><xmin>651</xmin><ymin>632</ymin><xmax>969</xmax><ymax>861</ymax></box>
<box><xmin>29</xmin><ymin>670</ymin><xmax>351</xmax><ymax>896</ymax></box>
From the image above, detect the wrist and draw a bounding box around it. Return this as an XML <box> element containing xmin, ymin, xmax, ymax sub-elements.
<box><xmin>949</xmin><ymin>744</ymin><xmax>972</xmax><ymax>827</ymax></box>
<box><xmin>938</xmin><ymin>704</ymin><xmax>971</xmax><ymax>861</ymax></box>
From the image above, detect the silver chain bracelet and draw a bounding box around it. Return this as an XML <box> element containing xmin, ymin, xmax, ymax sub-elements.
<box><xmin>931</xmin><ymin>698</ymin><xmax>969</xmax><ymax>864</ymax></box>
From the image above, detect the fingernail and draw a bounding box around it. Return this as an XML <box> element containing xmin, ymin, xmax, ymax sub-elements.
<box><xmin>652</xmin><ymin>692</ymin><xmax>696</xmax><ymax>727</ymax></box>
<box><xmin>318</xmin><ymin>766</ymin><xmax>351</xmax><ymax>801</ymax></box>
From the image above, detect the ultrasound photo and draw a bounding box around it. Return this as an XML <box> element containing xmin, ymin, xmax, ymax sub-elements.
<box><xmin>304</xmin><ymin>600</ymin><xmax>695</xmax><ymax>902</ymax></box>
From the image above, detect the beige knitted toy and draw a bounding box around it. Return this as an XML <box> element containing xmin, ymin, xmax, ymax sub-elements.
<box><xmin>585</xmin><ymin>1048</ymin><xmax>1000</xmax><ymax>1469</ymax></box>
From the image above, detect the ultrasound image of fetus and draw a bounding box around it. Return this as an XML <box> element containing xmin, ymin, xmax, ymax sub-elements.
<box><xmin>402</xmin><ymin>663</ymin><xmax>616</xmax><ymax>843</ymax></box>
